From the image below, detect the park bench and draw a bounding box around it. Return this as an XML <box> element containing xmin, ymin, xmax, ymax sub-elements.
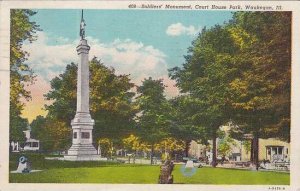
<box><xmin>274</xmin><ymin>161</ymin><xmax>290</xmax><ymax>171</ymax></box>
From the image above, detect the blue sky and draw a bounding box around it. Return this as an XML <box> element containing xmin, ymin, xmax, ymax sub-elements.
<box><xmin>22</xmin><ymin>9</ymin><xmax>233</xmax><ymax>121</ymax></box>
<box><xmin>31</xmin><ymin>9</ymin><xmax>233</xmax><ymax>70</ymax></box>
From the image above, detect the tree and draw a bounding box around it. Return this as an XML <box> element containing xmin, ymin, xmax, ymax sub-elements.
<box><xmin>218</xmin><ymin>136</ymin><xmax>236</xmax><ymax>158</ymax></box>
<box><xmin>31</xmin><ymin>116</ymin><xmax>68</xmax><ymax>152</ymax></box>
<box><xmin>44</xmin><ymin>58</ymin><xmax>137</xmax><ymax>151</ymax></box>
<box><xmin>30</xmin><ymin>115</ymin><xmax>71</xmax><ymax>152</ymax></box>
<box><xmin>30</xmin><ymin>115</ymin><xmax>46</xmax><ymax>139</ymax></box>
<box><xmin>169</xmin><ymin>95</ymin><xmax>207</xmax><ymax>157</ymax></box>
<box><xmin>123</xmin><ymin>134</ymin><xmax>148</xmax><ymax>154</ymax></box>
<box><xmin>169</xmin><ymin>25</ymin><xmax>238</xmax><ymax>167</ymax></box>
<box><xmin>122</xmin><ymin>134</ymin><xmax>150</xmax><ymax>162</ymax></box>
<box><xmin>154</xmin><ymin>137</ymin><xmax>185</xmax><ymax>161</ymax></box>
<box><xmin>243</xmin><ymin>139</ymin><xmax>251</xmax><ymax>155</ymax></box>
<box><xmin>135</xmin><ymin>77</ymin><xmax>172</xmax><ymax>164</ymax></box>
<box><xmin>227</xmin><ymin>12</ymin><xmax>291</xmax><ymax>168</ymax></box>
<box><xmin>89</xmin><ymin>58</ymin><xmax>137</xmax><ymax>140</ymax></box>
<box><xmin>42</xmin><ymin>120</ymin><xmax>71</xmax><ymax>152</ymax></box>
<box><xmin>229</xmin><ymin>12</ymin><xmax>291</xmax><ymax>140</ymax></box>
<box><xmin>45</xmin><ymin>63</ymin><xmax>77</xmax><ymax>124</ymax></box>
<box><xmin>170</xmin><ymin>12</ymin><xmax>291</xmax><ymax>168</ymax></box>
<box><xmin>10</xmin><ymin>9</ymin><xmax>40</xmax><ymax>142</ymax></box>
<box><xmin>98</xmin><ymin>138</ymin><xmax>114</xmax><ymax>158</ymax></box>
<box><xmin>10</xmin><ymin>116</ymin><xmax>28</xmax><ymax>143</ymax></box>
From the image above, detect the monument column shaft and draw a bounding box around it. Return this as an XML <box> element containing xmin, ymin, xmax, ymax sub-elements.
<box><xmin>66</xmin><ymin>38</ymin><xmax>97</xmax><ymax>159</ymax></box>
<box><xmin>76</xmin><ymin>39</ymin><xmax>91</xmax><ymax>114</ymax></box>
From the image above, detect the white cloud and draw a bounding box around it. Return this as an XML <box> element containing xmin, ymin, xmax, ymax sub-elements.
<box><xmin>88</xmin><ymin>38</ymin><xmax>168</xmax><ymax>82</ymax></box>
<box><xmin>166</xmin><ymin>23</ymin><xmax>201</xmax><ymax>36</ymax></box>
<box><xmin>23</xmin><ymin>32</ymin><xmax>179</xmax><ymax>98</ymax></box>
<box><xmin>24</xmin><ymin>32</ymin><xmax>77</xmax><ymax>80</ymax></box>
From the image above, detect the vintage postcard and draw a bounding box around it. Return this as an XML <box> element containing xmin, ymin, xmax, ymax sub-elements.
<box><xmin>0</xmin><ymin>1</ymin><xmax>300</xmax><ymax>191</ymax></box>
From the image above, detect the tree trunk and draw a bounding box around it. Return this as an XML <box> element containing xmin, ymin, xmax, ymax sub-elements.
<box><xmin>150</xmin><ymin>144</ymin><xmax>154</xmax><ymax>165</ymax></box>
<box><xmin>133</xmin><ymin>150</ymin><xmax>136</xmax><ymax>164</ymax></box>
<box><xmin>184</xmin><ymin>140</ymin><xmax>191</xmax><ymax>157</ymax></box>
<box><xmin>212</xmin><ymin>132</ymin><xmax>217</xmax><ymax>167</ymax></box>
<box><xmin>250</xmin><ymin>139</ymin><xmax>254</xmax><ymax>163</ymax></box>
<box><xmin>250</xmin><ymin>134</ymin><xmax>259</xmax><ymax>170</ymax></box>
<box><xmin>253</xmin><ymin>135</ymin><xmax>259</xmax><ymax>170</ymax></box>
<box><xmin>251</xmin><ymin>138</ymin><xmax>256</xmax><ymax>166</ymax></box>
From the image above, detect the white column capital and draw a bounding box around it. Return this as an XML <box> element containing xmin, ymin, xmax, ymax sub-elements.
<box><xmin>76</xmin><ymin>39</ymin><xmax>90</xmax><ymax>55</ymax></box>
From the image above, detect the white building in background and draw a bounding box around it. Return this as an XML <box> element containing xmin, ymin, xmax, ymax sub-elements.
<box><xmin>22</xmin><ymin>127</ymin><xmax>39</xmax><ymax>151</ymax></box>
<box><xmin>10</xmin><ymin>126</ymin><xmax>40</xmax><ymax>152</ymax></box>
<box><xmin>189</xmin><ymin>140</ymin><xmax>207</xmax><ymax>159</ymax></box>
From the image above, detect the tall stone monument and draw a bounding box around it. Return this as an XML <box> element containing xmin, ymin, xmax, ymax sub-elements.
<box><xmin>64</xmin><ymin>10</ymin><xmax>103</xmax><ymax>161</ymax></box>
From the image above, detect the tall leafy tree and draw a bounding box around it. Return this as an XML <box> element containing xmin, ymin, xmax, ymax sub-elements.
<box><xmin>169</xmin><ymin>95</ymin><xmax>206</xmax><ymax>157</ymax></box>
<box><xmin>44</xmin><ymin>58</ymin><xmax>137</xmax><ymax>151</ymax></box>
<box><xmin>30</xmin><ymin>115</ymin><xmax>46</xmax><ymax>139</ymax></box>
<box><xmin>10</xmin><ymin>9</ymin><xmax>40</xmax><ymax>142</ymax></box>
<box><xmin>45</xmin><ymin>63</ymin><xmax>77</xmax><ymax>124</ymax></box>
<box><xmin>169</xmin><ymin>26</ymin><xmax>238</xmax><ymax>167</ymax></box>
<box><xmin>170</xmin><ymin>12</ymin><xmax>291</xmax><ymax>168</ymax></box>
<box><xmin>228</xmin><ymin>12</ymin><xmax>291</xmax><ymax>140</ymax></box>
<box><xmin>89</xmin><ymin>58</ymin><xmax>137</xmax><ymax>140</ymax></box>
<box><xmin>227</xmin><ymin>12</ymin><xmax>291</xmax><ymax>168</ymax></box>
<box><xmin>135</xmin><ymin>77</ymin><xmax>172</xmax><ymax>164</ymax></box>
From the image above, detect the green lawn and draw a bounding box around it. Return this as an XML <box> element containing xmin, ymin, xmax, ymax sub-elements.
<box><xmin>9</xmin><ymin>153</ymin><xmax>290</xmax><ymax>184</ymax></box>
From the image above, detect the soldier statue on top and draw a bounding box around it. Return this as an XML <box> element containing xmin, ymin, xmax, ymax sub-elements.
<box><xmin>80</xmin><ymin>10</ymin><xmax>86</xmax><ymax>40</ymax></box>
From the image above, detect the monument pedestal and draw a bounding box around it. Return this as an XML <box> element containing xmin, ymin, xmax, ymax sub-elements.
<box><xmin>67</xmin><ymin>144</ymin><xmax>97</xmax><ymax>155</ymax></box>
<box><xmin>64</xmin><ymin>155</ymin><xmax>107</xmax><ymax>161</ymax></box>
<box><xmin>64</xmin><ymin>112</ymin><xmax>106</xmax><ymax>161</ymax></box>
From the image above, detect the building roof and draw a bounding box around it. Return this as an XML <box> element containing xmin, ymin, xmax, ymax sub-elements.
<box><xmin>26</xmin><ymin>138</ymin><xmax>39</xmax><ymax>142</ymax></box>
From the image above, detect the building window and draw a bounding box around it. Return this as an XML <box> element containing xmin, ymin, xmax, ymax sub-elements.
<box><xmin>286</xmin><ymin>148</ymin><xmax>288</xmax><ymax>154</ymax></box>
<box><xmin>32</xmin><ymin>142</ymin><xmax>39</xmax><ymax>147</ymax></box>
<box><xmin>266</xmin><ymin>146</ymin><xmax>284</xmax><ymax>161</ymax></box>
<box><xmin>81</xmin><ymin>132</ymin><xmax>90</xmax><ymax>139</ymax></box>
<box><xmin>74</xmin><ymin>132</ymin><xmax>77</xmax><ymax>139</ymax></box>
